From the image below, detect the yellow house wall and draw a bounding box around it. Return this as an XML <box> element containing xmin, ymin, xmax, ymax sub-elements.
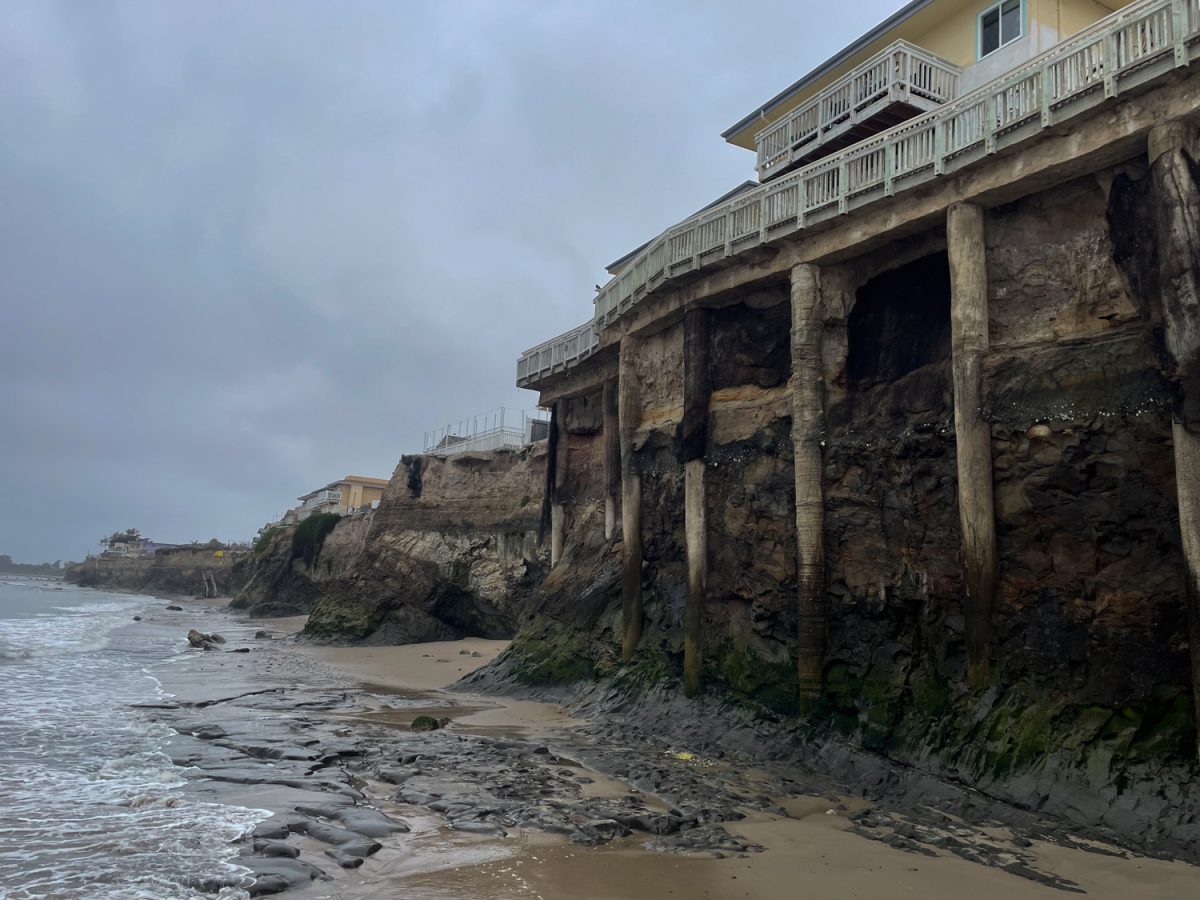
<box><xmin>1060</xmin><ymin>0</ymin><xmax>1124</xmax><ymax>36</ymax></box>
<box><xmin>917</xmin><ymin>3</ymin><xmax>990</xmax><ymax>67</ymax></box>
<box><xmin>332</xmin><ymin>481</ymin><xmax>386</xmax><ymax>512</ymax></box>
<box><xmin>729</xmin><ymin>0</ymin><xmax>1134</xmax><ymax>149</ymax></box>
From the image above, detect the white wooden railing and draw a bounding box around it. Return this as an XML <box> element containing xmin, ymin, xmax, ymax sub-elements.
<box><xmin>518</xmin><ymin>0</ymin><xmax>1200</xmax><ymax>390</ymax></box>
<box><xmin>516</xmin><ymin>320</ymin><xmax>600</xmax><ymax>387</ymax></box>
<box><xmin>756</xmin><ymin>40</ymin><xmax>961</xmax><ymax>180</ymax></box>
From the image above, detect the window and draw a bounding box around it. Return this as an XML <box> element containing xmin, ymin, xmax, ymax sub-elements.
<box><xmin>979</xmin><ymin>0</ymin><xmax>1022</xmax><ymax>58</ymax></box>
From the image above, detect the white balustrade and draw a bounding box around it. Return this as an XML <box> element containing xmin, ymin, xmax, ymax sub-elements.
<box><xmin>516</xmin><ymin>321</ymin><xmax>600</xmax><ymax>387</ymax></box>
<box><xmin>518</xmin><ymin>0</ymin><xmax>1200</xmax><ymax>391</ymax></box>
<box><xmin>756</xmin><ymin>40</ymin><xmax>962</xmax><ymax>180</ymax></box>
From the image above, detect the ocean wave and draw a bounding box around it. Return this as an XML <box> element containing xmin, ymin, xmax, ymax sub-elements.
<box><xmin>0</xmin><ymin>583</ymin><xmax>270</xmax><ymax>899</ymax></box>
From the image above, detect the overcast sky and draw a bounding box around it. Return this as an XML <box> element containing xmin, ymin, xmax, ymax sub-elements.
<box><xmin>1</xmin><ymin>0</ymin><xmax>901</xmax><ymax>561</ymax></box>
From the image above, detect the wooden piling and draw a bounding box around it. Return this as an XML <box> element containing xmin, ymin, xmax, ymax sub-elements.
<box><xmin>1149</xmin><ymin>122</ymin><xmax>1200</xmax><ymax>759</ymax></box>
<box><xmin>679</xmin><ymin>309</ymin><xmax>711</xmax><ymax>696</ymax></box>
<box><xmin>603</xmin><ymin>379</ymin><xmax>620</xmax><ymax>542</ymax></box>
<box><xmin>619</xmin><ymin>336</ymin><xmax>643</xmax><ymax>662</ymax></box>
<box><xmin>790</xmin><ymin>264</ymin><xmax>827</xmax><ymax>700</ymax></box>
<box><xmin>947</xmin><ymin>201</ymin><xmax>998</xmax><ymax>688</ymax></box>
<box><xmin>551</xmin><ymin>399</ymin><xmax>568</xmax><ymax>567</ymax></box>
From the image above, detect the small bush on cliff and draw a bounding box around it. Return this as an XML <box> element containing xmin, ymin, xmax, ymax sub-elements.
<box><xmin>290</xmin><ymin>513</ymin><xmax>341</xmax><ymax>568</ymax></box>
<box><xmin>253</xmin><ymin>527</ymin><xmax>281</xmax><ymax>557</ymax></box>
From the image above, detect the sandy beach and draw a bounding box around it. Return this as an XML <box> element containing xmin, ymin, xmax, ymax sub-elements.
<box><xmin>130</xmin><ymin>599</ymin><xmax>1200</xmax><ymax>899</ymax></box>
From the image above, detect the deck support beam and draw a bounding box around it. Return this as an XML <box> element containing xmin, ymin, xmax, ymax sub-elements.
<box><xmin>1148</xmin><ymin>121</ymin><xmax>1200</xmax><ymax>761</ymax></box>
<box><xmin>619</xmin><ymin>337</ymin><xmax>644</xmax><ymax>662</ymax></box>
<box><xmin>551</xmin><ymin>399</ymin><xmax>568</xmax><ymax>567</ymax></box>
<box><xmin>679</xmin><ymin>309</ymin><xmax>711</xmax><ymax>696</ymax></box>
<box><xmin>603</xmin><ymin>379</ymin><xmax>620</xmax><ymax>541</ymax></box>
<box><xmin>790</xmin><ymin>264</ymin><xmax>827</xmax><ymax>700</ymax></box>
<box><xmin>947</xmin><ymin>202</ymin><xmax>998</xmax><ymax>689</ymax></box>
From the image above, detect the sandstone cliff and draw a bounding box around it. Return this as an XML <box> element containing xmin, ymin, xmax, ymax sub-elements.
<box><xmin>232</xmin><ymin>445</ymin><xmax>549</xmax><ymax>642</ymax></box>
<box><xmin>230</xmin><ymin>512</ymin><xmax>373</xmax><ymax>617</ymax></box>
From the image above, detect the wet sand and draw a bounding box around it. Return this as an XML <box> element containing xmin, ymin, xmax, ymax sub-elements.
<box><xmin>137</xmin><ymin>600</ymin><xmax>1200</xmax><ymax>899</ymax></box>
<box><xmin>292</xmin><ymin>636</ymin><xmax>1200</xmax><ymax>900</ymax></box>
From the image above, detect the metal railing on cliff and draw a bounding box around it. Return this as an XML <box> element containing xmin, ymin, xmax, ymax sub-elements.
<box><xmin>423</xmin><ymin>407</ymin><xmax>550</xmax><ymax>457</ymax></box>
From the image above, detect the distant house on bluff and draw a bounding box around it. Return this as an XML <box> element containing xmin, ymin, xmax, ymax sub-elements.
<box><xmin>290</xmin><ymin>475</ymin><xmax>389</xmax><ymax>522</ymax></box>
<box><xmin>513</xmin><ymin>0</ymin><xmax>1200</xmax><ymax>782</ymax></box>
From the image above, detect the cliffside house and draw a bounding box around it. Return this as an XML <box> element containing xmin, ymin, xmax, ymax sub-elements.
<box><xmin>513</xmin><ymin>0</ymin><xmax>1200</xmax><ymax>744</ymax></box>
<box><xmin>296</xmin><ymin>475</ymin><xmax>389</xmax><ymax>520</ymax></box>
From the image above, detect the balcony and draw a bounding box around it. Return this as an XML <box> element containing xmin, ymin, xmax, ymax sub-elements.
<box><xmin>517</xmin><ymin>0</ymin><xmax>1200</xmax><ymax>391</ymax></box>
<box><xmin>756</xmin><ymin>41</ymin><xmax>961</xmax><ymax>181</ymax></box>
<box><xmin>302</xmin><ymin>490</ymin><xmax>341</xmax><ymax>511</ymax></box>
<box><xmin>516</xmin><ymin>321</ymin><xmax>599</xmax><ymax>389</ymax></box>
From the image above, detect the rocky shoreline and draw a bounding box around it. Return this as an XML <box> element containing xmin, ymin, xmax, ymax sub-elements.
<box><xmin>114</xmin><ymin>599</ymin><xmax>1200</xmax><ymax>898</ymax></box>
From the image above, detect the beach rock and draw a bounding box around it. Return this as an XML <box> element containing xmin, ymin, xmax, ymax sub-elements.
<box><xmin>165</xmin><ymin>605</ymin><xmax>183</xmax><ymax>611</ymax></box>
<box><xmin>132</xmin><ymin>615</ymin><xmax>141</xmax><ymax>621</ymax></box>
<box><xmin>251</xmin><ymin>840</ymin><xmax>300</xmax><ymax>858</ymax></box>
<box><xmin>246</xmin><ymin>874</ymin><xmax>289</xmax><ymax>896</ymax></box>
<box><xmin>295</xmin><ymin>804</ymin><xmax>411</xmax><ymax>837</ymax></box>
<box><xmin>292</xmin><ymin>819</ymin><xmax>382</xmax><ymax>858</ymax></box>
<box><xmin>324</xmin><ymin>849</ymin><xmax>365</xmax><ymax>868</ymax></box>
<box><xmin>410</xmin><ymin>715</ymin><xmax>442</xmax><ymax>732</ymax></box>
<box><xmin>239</xmin><ymin>856</ymin><xmax>325</xmax><ymax>895</ymax></box>
<box><xmin>255</xmin><ymin>630</ymin><xmax>271</xmax><ymax>639</ymax></box>
<box><xmin>187</xmin><ymin>629</ymin><xmax>215</xmax><ymax>648</ymax></box>
<box><xmin>251</xmin><ymin>816</ymin><xmax>307</xmax><ymax>840</ymax></box>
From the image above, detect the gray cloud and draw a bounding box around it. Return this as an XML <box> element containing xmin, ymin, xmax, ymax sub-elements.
<box><xmin>0</xmin><ymin>0</ymin><xmax>900</xmax><ymax>560</ymax></box>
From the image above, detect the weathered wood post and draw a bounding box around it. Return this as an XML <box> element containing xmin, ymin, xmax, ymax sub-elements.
<box><xmin>947</xmin><ymin>201</ymin><xmax>998</xmax><ymax>688</ymax></box>
<box><xmin>619</xmin><ymin>336</ymin><xmax>644</xmax><ymax>661</ymax></box>
<box><xmin>551</xmin><ymin>399</ymin><xmax>568</xmax><ymax>567</ymax></box>
<box><xmin>603</xmin><ymin>379</ymin><xmax>620</xmax><ymax>541</ymax></box>
<box><xmin>790</xmin><ymin>264</ymin><xmax>827</xmax><ymax>700</ymax></box>
<box><xmin>679</xmin><ymin>308</ymin><xmax>711</xmax><ymax>695</ymax></box>
<box><xmin>1148</xmin><ymin>122</ymin><xmax>1200</xmax><ymax>759</ymax></box>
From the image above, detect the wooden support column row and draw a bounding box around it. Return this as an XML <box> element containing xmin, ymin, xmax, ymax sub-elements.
<box><xmin>550</xmin><ymin>398</ymin><xmax>568</xmax><ymax>567</ymax></box>
<box><xmin>947</xmin><ymin>202</ymin><xmax>999</xmax><ymax>689</ymax></box>
<box><xmin>679</xmin><ymin>308</ymin><xmax>711</xmax><ymax>696</ymax></box>
<box><xmin>603</xmin><ymin>379</ymin><xmax>620</xmax><ymax>542</ymax></box>
<box><xmin>790</xmin><ymin>264</ymin><xmax>827</xmax><ymax>700</ymax></box>
<box><xmin>1148</xmin><ymin>122</ymin><xmax>1200</xmax><ymax>760</ymax></box>
<box><xmin>619</xmin><ymin>336</ymin><xmax>644</xmax><ymax>662</ymax></box>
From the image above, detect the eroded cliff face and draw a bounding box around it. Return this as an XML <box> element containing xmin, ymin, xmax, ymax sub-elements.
<box><xmin>490</xmin><ymin>166</ymin><xmax>1200</xmax><ymax>851</ymax></box>
<box><xmin>297</xmin><ymin>446</ymin><xmax>548</xmax><ymax>642</ymax></box>
<box><xmin>231</xmin><ymin>513</ymin><xmax>373</xmax><ymax>617</ymax></box>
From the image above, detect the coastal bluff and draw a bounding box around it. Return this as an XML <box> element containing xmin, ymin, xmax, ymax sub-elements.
<box><xmin>232</xmin><ymin>445</ymin><xmax>548</xmax><ymax>643</ymax></box>
<box><xmin>65</xmin><ymin>544</ymin><xmax>245</xmax><ymax>598</ymax></box>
